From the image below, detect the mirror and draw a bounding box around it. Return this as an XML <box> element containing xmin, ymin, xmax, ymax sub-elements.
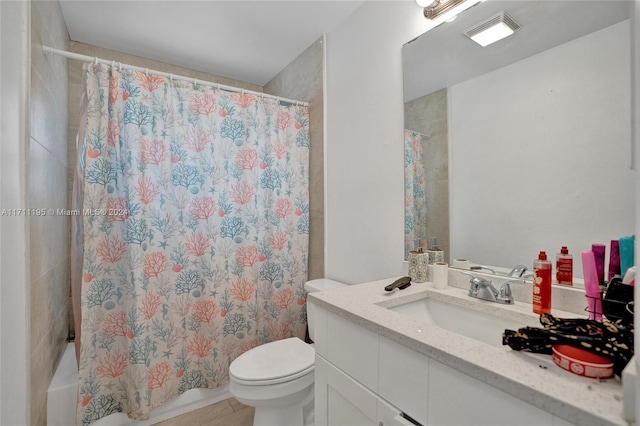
<box><xmin>403</xmin><ymin>0</ymin><xmax>634</xmax><ymax>282</ymax></box>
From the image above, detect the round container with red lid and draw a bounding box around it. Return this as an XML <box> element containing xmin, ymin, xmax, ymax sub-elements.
<box><xmin>552</xmin><ymin>345</ymin><xmax>614</xmax><ymax>379</ymax></box>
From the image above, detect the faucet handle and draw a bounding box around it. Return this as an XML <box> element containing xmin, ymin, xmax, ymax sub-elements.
<box><xmin>497</xmin><ymin>279</ymin><xmax>526</xmax><ymax>304</ymax></box>
<box><xmin>469</xmin><ymin>275</ymin><xmax>492</xmax><ymax>287</ymax></box>
<box><xmin>468</xmin><ymin>275</ymin><xmax>492</xmax><ymax>297</ymax></box>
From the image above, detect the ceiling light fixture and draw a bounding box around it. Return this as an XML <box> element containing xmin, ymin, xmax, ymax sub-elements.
<box><xmin>417</xmin><ymin>0</ymin><xmax>468</xmax><ymax>20</ymax></box>
<box><xmin>464</xmin><ymin>11</ymin><xmax>520</xmax><ymax>47</ymax></box>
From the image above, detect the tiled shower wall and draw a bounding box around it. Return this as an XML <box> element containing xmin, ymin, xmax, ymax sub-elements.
<box><xmin>30</xmin><ymin>1</ymin><xmax>71</xmax><ymax>425</ymax></box>
<box><xmin>404</xmin><ymin>88</ymin><xmax>450</xmax><ymax>262</ymax></box>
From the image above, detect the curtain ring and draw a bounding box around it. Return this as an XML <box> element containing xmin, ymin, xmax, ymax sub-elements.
<box><xmin>119</xmin><ymin>62</ymin><xmax>122</xmax><ymax>71</ymax></box>
<box><xmin>145</xmin><ymin>68</ymin><xmax>149</xmax><ymax>76</ymax></box>
<box><xmin>111</xmin><ymin>60</ymin><xmax>115</xmax><ymax>69</ymax></box>
<box><xmin>217</xmin><ymin>83</ymin><xmax>221</xmax><ymax>91</ymax></box>
<box><xmin>169</xmin><ymin>73</ymin><xmax>173</xmax><ymax>82</ymax></box>
<box><xmin>94</xmin><ymin>56</ymin><xmax>99</xmax><ymax>65</ymax></box>
<box><xmin>241</xmin><ymin>88</ymin><xmax>244</xmax><ymax>95</ymax></box>
<box><xmin>193</xmin><ymin>78</ymin><xmax>197</xmax><ymax>85</ymax></box>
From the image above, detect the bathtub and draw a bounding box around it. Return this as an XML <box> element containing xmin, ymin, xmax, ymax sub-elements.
<box><xmin>48</xmin><ymin>343</ymin><xmax>232</xmax><ymax>426</ymax></box>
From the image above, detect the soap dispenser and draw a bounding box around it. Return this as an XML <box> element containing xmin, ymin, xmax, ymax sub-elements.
<box><xmin>426</xmin><ymin>237</ymin><xmax>444</xmax><ymax>264</ymax></box>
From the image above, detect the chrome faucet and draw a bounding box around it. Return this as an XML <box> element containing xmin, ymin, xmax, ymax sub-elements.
<box><xmin>471</xmin><ymin>264</ymin><xmax>529</xmax><ymax>278</ymax></box>
<box><xmin>508</xmin><ymin>264</ymin><xmax>528</xmax><ymax>278</ymax></box>
<box><xmin>470</xmin><ymin>265</ymin><xmax>497</xmax><ymax>274</ymax></box>
<box><xmin>468</xmin><ymin>276</ymin><xmax>526</xmax><ymax>304</ymax></box>
<box><xmin>496</xmin><ymin>279</ymin><xmax>526</xmax><ymax>304</ymax></box>
<box><xmin>468</xmin><ymin>276</ymin><xmax>499</xmax><ymax>302</ymax></box>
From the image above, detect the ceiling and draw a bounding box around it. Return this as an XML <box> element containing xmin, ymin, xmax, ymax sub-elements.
<box><xmin>59</xmin><ymin>0</ymin><xmax>366</xmax><ymax>86</ymax></box>
<box><xmin>403</xmin><ymin>0</ymin><xmax>631</xmax><ymax>101</ymax></box>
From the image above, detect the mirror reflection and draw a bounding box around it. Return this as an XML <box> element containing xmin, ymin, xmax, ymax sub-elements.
<box><xmin>403</xmin><ymin>0</ymin><xmax>634</xmax><ymax>282</ymax></box>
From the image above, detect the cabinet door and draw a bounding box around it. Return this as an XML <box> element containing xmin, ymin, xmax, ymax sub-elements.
<box><xmin>379</xmin><ymin>336</ymin><xmax>429</xmax><ymax>425</ymax></box>
<box><xmin>316</xmin><ymin>356</ymin><xmax>419</xmax><ymax>426</ymax></box>
<box><xmin>315</xmin><ymin>356</ymin><xmax>378</xmax><ymax>426</ymax></box>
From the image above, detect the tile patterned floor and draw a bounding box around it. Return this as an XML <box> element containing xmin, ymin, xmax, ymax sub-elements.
<box><xmin>153</xmin><ymin>398</ymin><xmax>254</xmax><ymax>426</ymax></box>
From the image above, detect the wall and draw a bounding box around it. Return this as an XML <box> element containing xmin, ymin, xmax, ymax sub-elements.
<box><xmin>264</xmin><ymin>37</ymin><xmax>325</xmax><ymax>280</ymax></box>
<box><xmin>1</xmin><ymin>1</ymin><xmax>30</xmax><ymax>424</ymax></box>
<box><xmin>30</xmin><ymin>1</ymin><xmax>71</xmax><ymax>425</ymax></box>
<box><xmin>449</xmin><ymin>21</ymin><xmax>634</xmax><ymax>278</ymax></box>
<box><xmin>325</xmin><ymin>1</ymin><xmax>432</xmax><ymax>283</ymax></box>
<box><xmin>404</xmin><ymin>88</ymin><xmax>449</xmax><ymax>262</ymax></box>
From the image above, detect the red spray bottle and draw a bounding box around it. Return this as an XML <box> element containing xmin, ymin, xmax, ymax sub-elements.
<box><xmin>533</xmin><ymin>251</ymin><xmax>552</xmax><ymax>314</ymax></box>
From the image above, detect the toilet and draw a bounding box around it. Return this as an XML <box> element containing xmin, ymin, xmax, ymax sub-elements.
<box><xmin>229</xmin><ymin>278</ymin><xmax>346</xmax><ymax>426</ymax></box>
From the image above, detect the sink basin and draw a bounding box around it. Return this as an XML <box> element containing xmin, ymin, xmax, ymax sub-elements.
<box><xmin>387</xmin><ymin>295</ymin><xmax>537</xmax><ymax>348</ymax></box>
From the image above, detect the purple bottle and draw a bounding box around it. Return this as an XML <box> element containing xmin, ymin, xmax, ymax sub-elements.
<box><xmin>608</xmin><ymin>240</ymin><xmax>620</xmax><ymax>282</ymax></box>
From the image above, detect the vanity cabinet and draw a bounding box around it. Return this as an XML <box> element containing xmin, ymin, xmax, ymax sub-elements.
<box><xmin>311</xmin><ymin>304</ymin><xmax>576</xmax><ymax>426</ymax></box>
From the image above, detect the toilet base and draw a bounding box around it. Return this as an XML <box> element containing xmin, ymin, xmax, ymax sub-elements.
<box><xmin>253</xmin><ymin>400</ymin><xmax>312</xmax><ymax>426</ymax></box>
<box><xmin>231</xmin><ymin>373</ymin><xmax>314</xmax><ymax>426</ymax></box>
<box><xmin>254</xmin><ymin>406</ymin><xmax>301</xmax><ymax>426</ymax></box>
<box><xmin>237</xmin><ymin>386</ymin><xmax>313</xmax><ymax>426</ymax></box>
<box><xmin>236</xmin><ymin>386</ymin><xmax>314</xmax><ymax>426</ymax></box>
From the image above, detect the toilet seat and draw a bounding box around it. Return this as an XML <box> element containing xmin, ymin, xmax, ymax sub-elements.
<box><xmin>229</xmin><ymin>337</ymin><xmax>315</xmax><ymax>386</ymax></box>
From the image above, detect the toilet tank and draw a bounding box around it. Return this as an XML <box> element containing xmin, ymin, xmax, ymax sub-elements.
<box><xmin>304</xmin><ymin>278</ymin><xmax>346</xmax><ymax>342</ymax></box>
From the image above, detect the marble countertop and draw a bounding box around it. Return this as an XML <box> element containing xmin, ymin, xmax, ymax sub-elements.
<box><xmin>308</xmin><ymin>273</ymin><xmax>629</xmax><ymax>426</ymax></box>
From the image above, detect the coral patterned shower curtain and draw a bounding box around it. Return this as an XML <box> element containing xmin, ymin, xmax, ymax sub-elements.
<box><xmin>73</xmin><ymin>64</ymin><xmax>310</xmax><ymax>424</ymax></box>
<box><xmin>404</xmin><ymin>130</ymin><xmax>427</xmax><ymax>259</ymax></box>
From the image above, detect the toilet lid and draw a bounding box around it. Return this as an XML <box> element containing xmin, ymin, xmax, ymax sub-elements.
<box><xmin>229</xmin><ymin>337</ymin><xmax>315</xmax><ymax>384</ymax></box>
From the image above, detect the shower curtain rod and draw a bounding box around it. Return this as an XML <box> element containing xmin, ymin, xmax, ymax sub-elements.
<box><xmin>42</xmin><ymin>45</ymin><xmax>309</xmax><ymax>107</ymax></box>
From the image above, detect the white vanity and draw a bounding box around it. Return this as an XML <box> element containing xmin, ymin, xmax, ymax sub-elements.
<box><xmin>308</xmin><ymin>269</ymin><xmax>633</xmax><ymax>426</ymax></box>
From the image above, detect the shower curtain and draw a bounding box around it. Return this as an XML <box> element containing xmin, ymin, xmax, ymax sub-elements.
<box><xmin>404</xmin><ymin>130</ymin><xmax>427</xmax><ymax>259</ymax></box>
<box><xmin>72</xmin><ymin>64</ymin><xmax>310</xmax><ymax>424</ymax></box>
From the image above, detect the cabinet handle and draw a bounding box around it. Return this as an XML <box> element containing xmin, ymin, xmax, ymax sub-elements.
<box><xmin>395</xmin><ymin>413</ymin><xmax>423</xmax><ymax>426</ymax></box>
